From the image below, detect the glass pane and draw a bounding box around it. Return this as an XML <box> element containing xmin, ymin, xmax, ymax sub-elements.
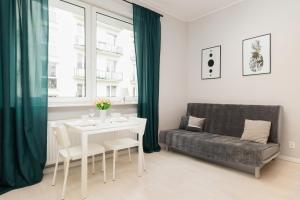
<box><xmin>48</xmin><ymin>1</ymin><xmax>86</xmax><ymax>98</ymax></box>
<box><xmin>96</xmin><ymin>13</ymin><xmax>137</xmax><ymax>103</ymax></box>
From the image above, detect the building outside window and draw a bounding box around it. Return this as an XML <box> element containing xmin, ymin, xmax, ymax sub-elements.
<box><xmin>106</xmin><ymin>59</ymin><xmax>116</xmax><ymax>72</ymax></box>
<box><xmin>48</xmin><ymin>62</ymin><xmax>57</xmax><ymax>77</ymax></box>
<box><xmin>106</xmin><ymin>85</ymin><xmax>117</xmax><ymax>97</ymax></box>
<box><xmin>77</xmin><ymin>53</ymin><xmax>84</xmax><ymax>69</ymax></box>
<box><xmin>76</xmin><ymin>83</ymin><xmax>83</xmax><ymax>97</ymax></box>
<box><xmin>96</xmin><ymin>12</ymin><xmax>137</xmax><ymax>102</ymax></box>
<box><xmin>48</xmin><ymin>0</ymin><xmax>86</xmax><ymax>99</ymax></box>
<box><xmin>48</xmin><ymin>0</ymin><xmax>137</xmax><ymax>104</ymax></box>
<box><xmin>48</xmin><ymin>79</ymin><xmax>57</xmax><ymax>89</ymax></box>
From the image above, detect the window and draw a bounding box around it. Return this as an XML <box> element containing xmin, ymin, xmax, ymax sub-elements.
<box><xmin>48</xmin><ymin>0</ymin><xmax>137</xmax><ymax>104</ymax></box>
<box><xmin>48</xmin><ymin>0</ymin><xmax>86</xmax><ymax>99</ymax></box>
<box><xmin>107</xmin><ymin>33</ymin><xmax>117</xmax><ymax>46</ymax></box>
<box><xmin>96</xmin><ymin>13</ymin><xmax>137</xmax><ymax>102</ymax></box>
<box><xmin>106</xmin><ymin>85</ymin><xmax>117</xmax><ymax>97</ymax></box>
<box><xmin>48</xmin><ymin>79</ymin><xmax>57</xmax><ymax>89</ymax></box>
<box><xmin>106</xmin><ymin>59</ymin><xmax>116</xmax><ymax>72</ymax></box>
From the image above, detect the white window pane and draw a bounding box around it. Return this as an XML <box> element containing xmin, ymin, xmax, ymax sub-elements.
<box><xmin>96</xmin><ymin>13</ymin><xmax>137</xmax><ymax>103</ymax></box>
<box><xmin>48</xmin><ymin>1</ymin><xmax>86</xmax><ymax>98</ymax></box>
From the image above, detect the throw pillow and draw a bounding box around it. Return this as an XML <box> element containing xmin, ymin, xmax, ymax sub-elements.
<box><xmin>241</xmin><ymin>119</ymin><xmax>272</xmax><ymax>144</ymax></box>
<box><xmin>186</xmin><ymin>116</ymin><xmax>206</xmax><ymax>132</ymax></box>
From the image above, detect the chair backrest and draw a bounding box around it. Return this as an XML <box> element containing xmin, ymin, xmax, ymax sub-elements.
<box><xmin>52</xmin><ymin>124</ymin><xmax>71</xmax><ymax>149</ymax></box>
<box><xmin>136</xmin><ymin>118</ymin><xmax>147</xmax><ymax>136</ymax></box>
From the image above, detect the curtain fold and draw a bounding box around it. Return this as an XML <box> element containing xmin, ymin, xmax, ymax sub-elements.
<box><xmin>0</xmin><ymin>0</ymin><xmax>48</xmax><ymax>194</ymax></box>
<box><xmin>133</xmin><ymin>4</ymin><xmax>161</xmax><ymax>153</ymax></box>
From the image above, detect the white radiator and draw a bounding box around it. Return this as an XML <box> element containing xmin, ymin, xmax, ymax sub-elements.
<box><xmin>47</xmin><ymin>123</ymin><xmax>59</xmax><ymax>165</ymax></box>
<box><xmin>46</xmin><ymin>120</ymin><xmax>134</xmax><ymax>166</ymax></box>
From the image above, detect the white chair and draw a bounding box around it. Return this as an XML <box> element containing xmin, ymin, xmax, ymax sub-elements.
<box><xmin>104</xmin><ymin>118</ymin><xmax>147</xmax><ymax>180</ymax></box>
<box><xmin>51</xmin><ymin>124</ymin><xmax>106</xmax><ymax>199</ymax></box>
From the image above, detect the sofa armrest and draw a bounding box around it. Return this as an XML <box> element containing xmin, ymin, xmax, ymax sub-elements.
<box><xmin>159</xmin><ymin>129</ymin><xmax>177</xmax><ymax>144</ymax></box>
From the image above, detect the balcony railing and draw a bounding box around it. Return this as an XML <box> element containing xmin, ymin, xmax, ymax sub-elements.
<box><xmin>96</xmin><ymin>70</ymin><xmax>123</xmax><ymax>81</ymax></box>
<box><xmin>97</xmin><ymin>42</ymin><xmax>123</xmax><ymax>55</ymax></box>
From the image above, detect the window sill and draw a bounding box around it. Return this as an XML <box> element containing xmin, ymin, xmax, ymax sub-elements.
<box><xmin>48</xmin><ymin>102</ymin><xmax>138</xmax><ymax>108</ymax></box>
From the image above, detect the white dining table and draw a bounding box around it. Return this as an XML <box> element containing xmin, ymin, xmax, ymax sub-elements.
<box><xmin>64</xmin><ymin>118</ymin><xmax>146</xmax><ymax>199</ymax></box>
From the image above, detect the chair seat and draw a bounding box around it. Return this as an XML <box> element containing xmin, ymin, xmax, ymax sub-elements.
<box><xmin>104</xmin><ymin>138</ymin><xmax>139</xmax><ymax>150</ymax></box>
<box><xmin>59</xmin><ymin>143</ymin><xmax>105</xmax><ymax>160</ymax></box>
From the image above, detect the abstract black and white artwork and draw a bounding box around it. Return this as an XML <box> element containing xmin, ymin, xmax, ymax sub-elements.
<box><xmin>201</xmin><ymin>45</ymin><xmax>221</xmax><ymax>79</ymax></box>
<box><xmin>243</xmin><ymin>34</ymin><xmax>271</xmax><ymax>76</ymax></box>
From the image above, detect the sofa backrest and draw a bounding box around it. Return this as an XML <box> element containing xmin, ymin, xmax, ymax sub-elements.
<box><xmin>186</xmin><ymin>103</ymin><xmax>281</xmax><ymax>143</ymax></box>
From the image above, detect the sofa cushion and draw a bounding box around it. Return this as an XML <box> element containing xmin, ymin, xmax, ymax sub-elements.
<box><xmin>186</xmin><ymin>116</ymin><xmax>206</xmax><ymax>132</ymax></box>
<box><xmin>186</xmin><ymin>103</ymin><xmax>280</xmax><ymax>143</ymax></box>
<box><xmin>165</xmin><ymin>130</ymin><xmax>279</xmax><ymax>167</ymax></box>
<box><xmin>241</xmin><ymin>119</ymin><xmax>271</xmax><ymax>144</ymax></box>
<box><xmin>159</xmin><ymin>129</ymin><xmax>175</xmax><ymax>144</ymax></box>
<box><xmin>159</xmin><ymin>129</ymin><xmax>191</xmax><ymax>144</ymax></box>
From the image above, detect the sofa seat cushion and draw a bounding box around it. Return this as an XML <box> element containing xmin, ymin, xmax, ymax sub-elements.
<box><xmin>165</xmin><ymin>131</ymin><xmax>279</xmax><ymax>167</ymax></box>
<box><xmin>159</xmin><ymin>129</ymin><xmax>193</xmax><ymax>144</ymax></box>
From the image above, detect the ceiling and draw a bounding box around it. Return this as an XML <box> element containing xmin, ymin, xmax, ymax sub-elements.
<box><xmin>138</xmin><ymin>0</ymin><xmax>244</xmax><ymax>22</ymax></box>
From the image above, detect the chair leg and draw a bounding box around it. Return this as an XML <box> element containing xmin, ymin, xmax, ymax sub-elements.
<box><xmin>115</xmin><ymin>150</ymin><xmax>118</xmax><ymax>162</ymax></box>
<box><xmin>52</xmin><ymin>153</ymin><xmax>59</xmax><ymax>186</ymax></box>
<box><xmin>128</xmin><ymin>148</ymin><xmax>132</xmax><ymax>162</ymax></box>
<box><xmin>62</xmin><ymin>159</ymin><xmax>70</xmax><ymax>200</ymax></box>
<box><xmin>102</xmin><ymin>153</ymin><xmax>106</xmax><ymax>183</ymax></box>
<box><xmin>113</xmin><ymin>150</ymin><xmax>116</xmax><ymax>181</ymax></box>
<box><xmin>101</xmin><ymin>154</ymin><xmax>104</xmax><ymax>172</ymax></box>
<box><xmin>92</xmin><ymin>155</ymin><xmax>95</xmax><ymax>174</ymax></box>
<box><xmin>142</xmin><ymin>152</ymin><xmax>146</xmax><ymax>171</ymax></box>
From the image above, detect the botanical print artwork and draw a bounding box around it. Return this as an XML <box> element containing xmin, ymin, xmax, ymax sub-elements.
<box><xmin>243</xmin><ymin>34</ymin><xmax>271</xmax><ymax>76</ymax></box>
<box><xmin>250</xmin><ymin>40</ymin><xmax>264</xmax><ymax>72</ymax></box>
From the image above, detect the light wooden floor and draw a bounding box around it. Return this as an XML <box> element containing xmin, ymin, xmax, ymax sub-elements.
<box><xmin>2</xmin><ymin>150</ymin><xmax>300</xmax><ymax>200</ymax></box>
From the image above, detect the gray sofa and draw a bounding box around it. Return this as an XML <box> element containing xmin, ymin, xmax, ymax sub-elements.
<box><xmin>159</xmin><ymin>103</ymin><xmax>281</xmax><ymax>178</ymax></box>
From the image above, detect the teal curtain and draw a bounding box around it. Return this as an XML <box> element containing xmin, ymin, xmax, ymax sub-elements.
<box><xmin>0</xmin><ymin>0</ymin><xmax>48</xmax><ymax>194</ymax></box>
<box><xmin>133</xmin><ymin>4</ymin><xmax>161</xmax><ymax>153</ymax></box>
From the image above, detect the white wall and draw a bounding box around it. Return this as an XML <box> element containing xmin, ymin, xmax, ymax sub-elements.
<box><xmin>159</xmin><ymin>15</ymin><xmax>188</xmax><ymax>130</ymax></box>
<box><xmin>187</xmin><ymin>0</ymin><xmax>300</xmax><ymax>158</ymax></box>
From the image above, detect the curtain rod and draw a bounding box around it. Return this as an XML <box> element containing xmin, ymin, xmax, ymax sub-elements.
<box><xmin>122</xmin><ymin>0</ymin><xmax>164</xmax><ymax>17</ymax></box>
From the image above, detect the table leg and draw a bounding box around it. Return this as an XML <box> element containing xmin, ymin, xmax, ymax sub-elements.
<box><xmin>81</xmin><ymin>134</ymin><xmax>88</xmax><ymax>199</ymax></box>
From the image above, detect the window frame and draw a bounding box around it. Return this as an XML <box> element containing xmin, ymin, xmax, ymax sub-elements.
<box><xmin>48</xmin><ymin>0</ymin><xmax>136</xmax><ymax>106</ymax></box>
<box><xmin>48</xmin><ymin>0</ymin><xmax>92</xmax><ymax>104</ymax></box>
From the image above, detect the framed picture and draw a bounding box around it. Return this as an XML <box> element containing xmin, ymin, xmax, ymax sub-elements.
<box><xmin>243</xmin><ymin>34</ymin><xmax>271</xmax><ymax>76</ymax></box>
<box><xmin>201</xmin><ymin>45</ymin><xmax>221</xmax><ymax>80</ymax></box>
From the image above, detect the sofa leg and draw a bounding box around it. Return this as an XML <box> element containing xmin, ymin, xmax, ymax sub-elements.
<box><xmin>255</xmin><ymin>167</ymin><xmax>261</xmax><ymax>179</ymax></box>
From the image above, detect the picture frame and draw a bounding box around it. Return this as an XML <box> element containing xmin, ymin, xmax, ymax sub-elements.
<box><xmin>242</xmin><ymin>33</ymin><xmax>271</xmax><ymax>76</ymax></box>
<box><xmin>201</xmin><ymin>45</ymin><xmax>221</xmax><ymax>80</ymax></box>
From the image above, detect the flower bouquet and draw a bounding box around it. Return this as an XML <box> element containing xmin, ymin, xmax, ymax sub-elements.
<box><xmin>95</xmin><ymin>98</ymin><xmax>111</xmax><ymax>122</ymax></box>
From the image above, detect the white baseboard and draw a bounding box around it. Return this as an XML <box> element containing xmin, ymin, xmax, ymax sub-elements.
<box><xmin>278</xmin><ymin>155</ymin><xmax>300</xmax><ymax>164</ymax></box>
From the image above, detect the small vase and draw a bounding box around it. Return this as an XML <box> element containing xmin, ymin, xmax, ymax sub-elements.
<box><xmin>99</xmin><ymin>110</ymin><xmax>107</xmax><ymax>123</ymax></box>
